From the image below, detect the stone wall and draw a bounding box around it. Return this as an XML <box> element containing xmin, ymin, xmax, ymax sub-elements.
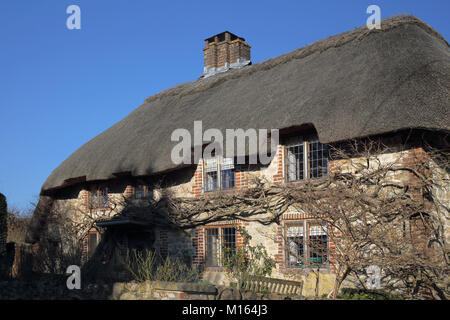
<box><xmin>111</xmin><ymin>280</ymin><xmax>218</xmax><ymax>300</ymax></box>
<box><xmin>110</xmin><ymin>280</ymin><xmax>306</xmax><ymax>300</ymax></box>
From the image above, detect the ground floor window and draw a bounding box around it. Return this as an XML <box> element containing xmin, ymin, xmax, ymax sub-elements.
<box><xmin>285</xmin><ymin>221</ymin><xmax>328</xmax><ymax>268</ymax></box>
<box><xmin>205</xmin><ymin>226</ymin><xmax>236</xmax><ymax>267</ymax></box>
<box><xmin>87</xmin><ymin>230</ymin><xmax>100</xmax><ymax>259</ymax></box>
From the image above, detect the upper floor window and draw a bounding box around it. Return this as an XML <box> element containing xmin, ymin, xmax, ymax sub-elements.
<box><xmin>286</xmin><ymin>138</ymin><xmax>329</xmax><ymax>182</ymax></box>
<box><xmin>285</xmin><ymin>220</ymin><xmax>328</xmax><ymax>268</ymax></box>
<box><xmin>204</xmin><ymin>157</ymin><xmax>235</xmax><ymax>192</ymax></box>
<box><xmin>135</xmin><ymin>185</ymin><xmax>153</xmax><ymax>199</ymax></box>
<box><xmin>91</xmin><ymin>187</ymin><xmax>109</xmax><ymax>209</ymax></box>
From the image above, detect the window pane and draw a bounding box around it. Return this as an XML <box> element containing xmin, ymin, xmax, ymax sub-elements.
<box><xmin>91</xmin><ymin>192</ymin><xmax>99</xmax><ymax>209</ymax></box>
<box><xmin>206</xmin><ymin>171</ymin><xmax>218</xmax><ymax>192</ymax></box>
<box><xmin>286</xmin><ymin>223</ymin><xmax>305</xmax><ymax>267</ymax></box>
<box><xmin>205</xmin><ymin>158</ymin><xmax>219</xmax><ymax>192</ymax></box>
<box><xmin>146</xmin><ymin>186</ymin><xmax>153</xmax><ymax>199</ymax></box>
<box><xmin>287</xmin><ymin>144</ymin><xmax>304</xmax><ymax>182</ymax></box>
<box><xmin>222</xmin><ymin>227</ymin><xmax>236</xmax><ymax>264</ymax></box>
<box><xmin>309</xmin><ymin>141</ymin><xmax>329</xmax><ymax>179</ymax></box>
<box><xmin>221</xmin><ymin>169</ymin><xmax>235</xmax><ymax>190</ymax></box>
<box><xmin>100</xmin><ymin>187</ymin><xmax>109</xmax><ymax>208</ymax></box>
<box><xmin>221</xmin><ymin>157</ymin><xmax>234</xmax><ymax>170</ymax></box>
<box><xmin>308</xmin><ymin>222</ymin><xmax>328</xmax><ymax>266</ymax></box>
<box><xmin>221</xmin><ymin>157</ymin><xmax>235</xmax><ymax>190</ymax></box>
<box><xmin>206</xmin><ymin>228</ymin><xmax>220</xmax><ymax>266</ymax></box>
<box><xmin>135</xmin><ymin>186</ymin><xmax>145</xmax><ymax>199</ymax></box>
<box><xmin>205</xmin><ymin>158</ymin><xmax>218</xmax><ymax>172</ymax></box>
<box><xmin>222</xmin><ymin>228</ymin><xmax>236</xmax><ymax>248</ymax></box>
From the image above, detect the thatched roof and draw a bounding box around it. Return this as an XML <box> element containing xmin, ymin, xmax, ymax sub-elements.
<box><xmin>42</xmin><ymin>15</ymin><xmax>450</xmax><ymax>193</ymax></box>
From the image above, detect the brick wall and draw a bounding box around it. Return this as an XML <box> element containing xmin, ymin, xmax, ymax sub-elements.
<box><xmin>81</xmin><ymin>228</ymin><xmax>101</xmax><ymax>263</ymax></box>
<box><xmin>192</xmin><ymin>228</ymin><xmax>204</xmax><ymax>265</ymax></box>
<box><xmin>235</xmin><ymin>169</ymin><xmax>248</xmax><ymax>189</ymax></box>
<box><xmin>230</xmin><ymin>40</ymin><xmax>250</xmax><ymax>63</ymax></box>
<box><xmin>272</xmin><ymin>145</ymin><xmax>284</xmax><ymax>184</ymax></box>
<box><xmin>192</xmin><ymin>159</ymin><xmax>203</xmax><ymax>197</ymax></box>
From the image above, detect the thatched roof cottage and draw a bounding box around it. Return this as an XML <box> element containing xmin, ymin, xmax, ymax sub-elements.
<box><xmin>27</xmin><ymin>15</ymin><xmax>449</xmax><ymax>296</ymax></box>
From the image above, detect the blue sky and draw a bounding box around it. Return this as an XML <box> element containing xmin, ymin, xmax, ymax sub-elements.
<box><xmin>0</xmin><ymin>0</ymin><xmax>449</xmax><ymax>212</ymax></box>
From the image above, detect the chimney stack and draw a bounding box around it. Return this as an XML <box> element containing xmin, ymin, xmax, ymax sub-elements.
<box><xmin>202</xmin><ymin>31</ymin><xmax>251</xmax><ymax>78</ymax></box>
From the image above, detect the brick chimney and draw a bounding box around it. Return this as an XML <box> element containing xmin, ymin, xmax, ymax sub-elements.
<box><xmin>202</xmin><ymin>31</ymin><xmax>251</xmax><ymax>78</ymax></box>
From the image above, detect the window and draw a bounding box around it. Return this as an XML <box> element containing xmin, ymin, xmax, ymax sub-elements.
<box><xmin>204</xmin><ymin>157</ymin><xmax>235</xmax><ymax>192</ymax></box>
<box><xmin>91</xmin><ymin>187</ymin><xmax>109</xmax><ymax>209</ymax></box>
<box><xmin>285</xmin><ymin>221</ymin><xmax>328</xmax><ymax>268</ymax></box>
<box><xmin>87</xmin><ymin>231</ymin><xmax>100</xmax><ymax>259</ymax></box>
<box><xmin>221</xmin><ymin>157</ymin><xmax>236</xmax><ymax>190</ymax></box>
<box><xmin>205</xmin><ymin>226</ymin><xmax>236</xmax><ymax>267</ymax></box>
<box><xmin>286</xmin><ymin>143</ymin><xmax>305</xmax><ymax>181</ymax></box>
<box><xmin>286</xmin><ymin>138</ymin><xmax>329</xmax><ymax>182</ymax></box>
<box><xmin>135</xmin><ymin>185</ymin><xmax>153</xmax><ymax>199</ymax></box>
<box><xmin>309</xmin><ymin>141</ymin><xmax>329</xmax><ymax>179</ymax></box>
<box><xmin>135</xmin><ymin>186</ymin><xmax>145</xmax><ymax>199</ymax></box>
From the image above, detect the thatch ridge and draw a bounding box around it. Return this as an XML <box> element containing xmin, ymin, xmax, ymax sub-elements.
<box><xmin>143</xmin><ymin>14</ymin><xmax>448</xmax><ymax>105</ymax></box>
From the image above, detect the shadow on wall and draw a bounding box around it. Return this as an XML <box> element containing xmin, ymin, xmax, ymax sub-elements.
<box><xmin>82</xmin><ymin>227</ymin><xmax>157</xmax><ymax>284</ymax></box>
<box><xmin>0</xmin><ymin>242</ymin><xmax>35</xmax><ymax>280</ymax></box>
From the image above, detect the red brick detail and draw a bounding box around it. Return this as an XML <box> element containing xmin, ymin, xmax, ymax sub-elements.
<box><xmin>273</xmin><ymin>145</ymin><xmax>284</xmax><ymax>184</ymax></box>
<box><xmin>81</xmin><ymin>228</ymin><xmax>101</xmax><ymax>264</ymax></box>
<box><xmin>273</xmin><ymin>225</ymin><xmax>285</xmax><ymax>267</ymax></box>
<box><xmin>192</xmin><ymin>161</ymin><xmax>203</xmax><ymax>198</ymax></box>
<box><xmin>193</xmin><ymin>228</ymin><xmax>205</xmax><ymax>265</ymax></box>
<box><xmin>80</xmin><ymin>189</ymin><xmax>90</xmax><ymax>214</ymax></box>
<box><xmin>329</xmin><ymin>160</ymin><xmax>338</xmax><ymax>174</ymax></box>
<box><xmin>124</xmin><ymin>185</ymin><xmax>134</xmax><ymax>198</ymax></box>
<box><xmin>235</xmin><ymin>171</ymin><xmax>248</xmax><ymax>190</ymax></box>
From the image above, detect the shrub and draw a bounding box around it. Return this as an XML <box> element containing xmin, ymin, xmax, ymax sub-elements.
<box><xmin>338</xmin><ymin>287</ymin><xmax>402</xmax><ymax>300</ymax></box>
<box><xmin>222</xmin><ymin>226</ymin><xmax>275</xmax><ymax>289</ymax></box>
<box><xmin>126</xmin><ymin>249</ymin><xmax>199</xmax><ymax>283</ymax></box>
<box><xmin>126</xmin><ymin>249</ymin><xmax>157</xmax><ymax>282</ymax></box>
<box><xmin>154</xmin><ymin>255</ymin><xmax>199</xmax><ymax>283</ymax></box>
